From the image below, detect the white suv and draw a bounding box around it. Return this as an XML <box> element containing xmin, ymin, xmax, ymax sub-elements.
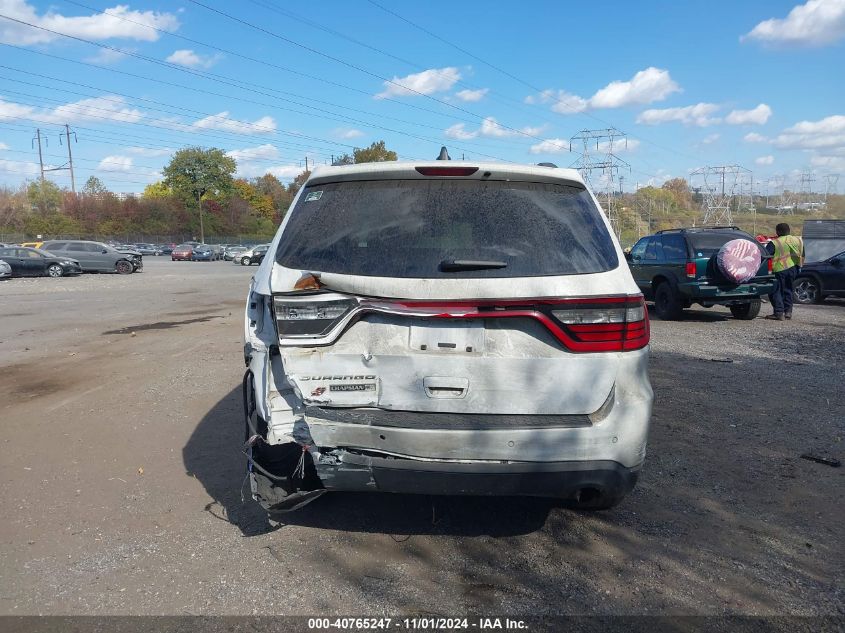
<box><xmin>243</xmin><ymin>157</ymin><xmax>653</xmax><ymax>513</ymax></box>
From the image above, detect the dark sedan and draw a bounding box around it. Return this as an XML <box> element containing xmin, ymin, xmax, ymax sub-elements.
<box><xmin>0</xmin><ymin>246</ymin><xmax>82</xmax><ymax>278</ymax></box>
<box><xmin>794</xmin><ymin>251</ymin><xmax>845</xmax><ymax>304</ymax></box>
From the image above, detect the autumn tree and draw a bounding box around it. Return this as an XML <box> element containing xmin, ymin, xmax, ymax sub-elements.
<box><xmin>82</xmin><ymin>176</ymin><xmax>109</xmax><ymax>197</ymax></box>
<box><xmin>162</xmin><ymin>147</ymin><xmax>236</xmax><ymax>242</ymax></box>
<box><xmin>353</xmin><ymin>141</ymin><xmax>397</xmax><ymax>163</ymax></box>
<box><xmin>142</xmin><ymin>181</ymin><xmax>171</xmax><ymax>199</ymax></box>
<box><xmin>27</xmin><ymin>180</ymin><xmax>63</xmax><ymax>215</ymax></box>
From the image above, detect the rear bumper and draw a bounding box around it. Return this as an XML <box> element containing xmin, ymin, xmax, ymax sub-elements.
<box><xmin>679</xmin><ymin>279</ymin><xmax>775</xmax><ymax>302</ymax></box>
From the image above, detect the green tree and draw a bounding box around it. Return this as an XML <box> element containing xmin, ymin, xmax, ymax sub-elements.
<box><xmin>82</xmin><ymin>176</ymin><xmax>109</xmax><ymax>197</ymax></box>
<box><xmin>353</xmin><ymin>140</ymin><xmax>397</xmax><ymax>163</ymax></box>
<box><xmin>233</xmin><ymin>179</ymin><xmax>274</xmax><ymax>220</ymax></box>
<box><xmin>27</xmin><ymin>180</ymin><xmax>63</xmax><ymax>215</ymax></box>
<box><xmin>332</xmin><ymin>154</ymin><xmax>355</xmax><ymax>166</ymax></box>
<box><xmin>162</xmin><ymin>147</ymin><xmax>236</xmax><ymax>242</ymax></box>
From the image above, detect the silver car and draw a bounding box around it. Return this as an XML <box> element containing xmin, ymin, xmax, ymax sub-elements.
<box><xmin>242</xmin><ymin>158</ymin><xmax>653</xmax><ymax>513</ymax></box>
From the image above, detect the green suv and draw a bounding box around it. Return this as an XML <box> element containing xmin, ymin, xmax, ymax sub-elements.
<box><xmin>627</xmin><ymin>227</ymin><xmax>775</xmax><ymax>320</ymax></box>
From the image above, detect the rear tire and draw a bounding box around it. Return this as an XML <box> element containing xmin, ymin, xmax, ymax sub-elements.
<box><xmin>794</xmin><ymin>277</ymin><xmax>822</xmax><ymax>304</ymax></box>
<box><xmin>654</xmin><ymin>283</ymin><xmax>684</xmax><ymax>320</ymax></box>
<box><xmin>730</xmin><ymin>298</ymin><xmax>761</xmax><ymax>320</ymax></box>
<box><xmin>115</xmin><ymin>260</ymin><xmax>133</xmax><ymax>275</ymax></box>
<box><xmin>47</xmin><ymin>264</ymin><xmax>63</xmax><ymax>278</ymax></box>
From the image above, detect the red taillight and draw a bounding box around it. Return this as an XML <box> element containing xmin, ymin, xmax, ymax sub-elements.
<box><xmin>272</xmin><ymin>294</ymin><xmax>650</xmax><ymax>352</ymax></box>
<box><xmin>415</xmin><ymin>166</ymin><xmax>479</xmax><ymax>176</ymax></box>
<box><xmin>392</xmin><ymin>296</ymin><xmax>650</xmax><ymax>353</ymax></box>
<box><xmin>767</xmin><ymin>257</ymin><xmax>773</xmax><ymax>274</ymax></box>
<box><xmin>685</xmin><ymin>261</ymin><xmax>697</xmax><ymax>278</ymax></box>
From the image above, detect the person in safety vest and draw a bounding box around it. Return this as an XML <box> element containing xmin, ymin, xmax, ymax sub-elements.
<box><xmin>765</xmin><ymin>222</ymin><xmax>804</xmax><ymax>321</ymax></box>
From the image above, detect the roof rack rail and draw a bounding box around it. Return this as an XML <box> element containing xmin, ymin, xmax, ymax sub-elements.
<box><xmin>656</xmin><ymin>225</ymin><xmax>741</xmax><ymax>234</ymax></box>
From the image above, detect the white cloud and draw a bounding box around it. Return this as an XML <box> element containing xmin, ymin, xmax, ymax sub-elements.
<box><xmin>266</xmin><ymin>165</ymin><xmax>303</xmax><ymax>180</ymax></box>
<box><xmin>636</xmin><ymin>103</ymin><xmax>721</xmax><ymax>127</ymax></box>
<box><xmin>726</xmin><ymin>103</ymin><xmax>772</xmax><ymax>125</ymax></box>
<box><xmin>810</xmin><ymin>155</ymin><xmax>845</xmax><ymax>170</ymax></box>
<box><xmin>702</xmin><ymin>133</ymin><xmax>721</xmax><ymax>144</ymax></box>
<box><xmin>226</xmin><ymin>144</ymin><xmax>279</xmax><ymax>163</ymax></box>
<box><xmin>0</xmin><ymin>97</ymin><xmax>34</xmax><ymax>121</ymax></box>
<box><xmin>0</xmin><ymin>142</ymin><xmax>8</xmax><ymax>150</ymax></box>
<box><xmin>0</xmin><ymin>94</ymin><xmax>143</xmax><ymax>125</ymax></box>
<box><xmin>528</xmin><ymin>138</ymin><xmax>569</xmax><ymax>154</ymax></box>
<box><xmin>479</xmin><ymin>116</ymin><xmax>543</xmax><ymax>138</ymax></box>
<box><xmin>192</xmin><ymin>111</ymin><xmax>276</xmax><ymax>135</ymax></box>
<box><xmin>744</xmin><ymin>132</ymin><xmax>769</xmax><ymax>143</ymax></box>
<box><xmin>589</xmin><ymin>67</ymin><xmax>680</xmax><ymax>109</ymax></box>
<box><xmin>83</xmin><ymin>48</ymin><xmax>130</xmax><ymax>65</ymax></box>
<box><xmin>755</xmin><ymin>155</ymin><xmax>775</xmax><ymax>165</ymax></box>
<box><xmin>528</xmin><ymin>67</ymin><xmax>680</xmax><ymax>115</ymax></box>
<box><xmin>165</xmin><ymin>49</ymin><xmax>221</xmax><ymax>69</ymax></box>
<box><xmin>455</xmin><ymin>88</ymin><xmax>488</xmax><ymax>102</ymax></box>
<box><xmin>125</xmin><ymin>146</ymin><xmax>171</xmax><ymax>157</ymax></box>
<box><xmin>98</xmin><ymin>155</ymin><xmax>133</xmax><ymax>172</ymax></box>
<box><xmin>0</xmin><ymin>158</ymin><xmax>39</xmax><ymax>176</ymax></box>
<box><xmin>446</xmin><ymin>117</ymin><xmax>544</xmax><ymax>141</ymax></box>
<box><xmin>742</xmin><ymin>0</ymin><xmax>845</xmax><ymax>47</ymax></box>
<box><xmin>375</xmin><ymin>67</ymin><xmax>461</xmax><ymax>99</ymax></box>
<box><xmin>550</xmin><ymin>91</ymin><xmax>589</xmax><ymax>114</ymax></box>
<box><xmin>444</xmin><ymin>123</ymin><xmax>478</xmax><ymax>140</ymax></box>
<box><xmin>43</xmin><ymin>95</ymin><xmax>143</xmax><ymax>124</ymax></box>
<box><xmin>772</xmin><ymin>114</ymin><xmax>845</xmax><ymax>150</ymax></box>
<box><xmin>0</xmin><ymin>1</ymin><xmax>180</xmax><ymax>46</ymax></box>
<box><xmin>334</xmin><ymin>128</ymin><xmax>364</xmax><ymax>139</ymax></box>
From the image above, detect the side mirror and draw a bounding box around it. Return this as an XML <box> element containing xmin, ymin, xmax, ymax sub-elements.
<box><xmin>102</xmin><ymin>249</ymin><xmax>108</xmax><ymax>253</ymax></box>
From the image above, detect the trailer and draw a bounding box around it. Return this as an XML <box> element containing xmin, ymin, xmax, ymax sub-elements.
<box><xmin>803</xmin><ymin>219</ymin><xmax>845</xmax><ymax>263</ymax></box>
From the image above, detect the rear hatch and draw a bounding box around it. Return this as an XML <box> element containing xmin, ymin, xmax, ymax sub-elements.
<box><xmin>687</xmin><ymin>231</ymin><xmax>771</xmax><ymax>285</ymax></box>
<box><xmin>266</xmin><ymin>166</ymin><xmax>644</xmax><ymax>416</ymax></box>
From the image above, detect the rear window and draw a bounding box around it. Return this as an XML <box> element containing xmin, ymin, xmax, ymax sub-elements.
<box><xmin>688</xmin><ymin>231</ymin><xmax>759</xmax><ymax>257</ymax></box>
<box><xmin>276</xmin><ymin>179</ymin><xmax>618</xmax><ymax>278</ymax></box>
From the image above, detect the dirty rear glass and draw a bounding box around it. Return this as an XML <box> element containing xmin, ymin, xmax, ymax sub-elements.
<box><xmin>275</xmin><ymin>179</ymin><xmax>618</xmax><ymax>278</ymax></box>
<box><xmin>689</xmin><ymin>232</ymin><xmax>757</xmax><ymax>257</ymax></box>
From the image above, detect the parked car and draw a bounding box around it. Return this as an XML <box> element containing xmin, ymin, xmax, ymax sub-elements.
<box><xmin>134</xmin><ymin>243</ymin><xmax>162</xmax><ymax>256</ymax></box>
<box><xmin>158</xmin><ymin>243</ymin><xmax>176</xmax><ymax>255</ymax></box>
<box><xmin>171</xmin><ymin>244</ymin><xmax>195</xmax><ymax>261</ymax></box>
<box><xmin>0</xmin><ymin>259</ymin><xmax>11</xmax><ymax>279</ymax></box>
<box><xmin>191</xmin><ymin>244</ymin><xmax>215</xmax><ymax>261</ymax></box>
<box><xmin>627</xmin><ymin>227</ymin><xmax>774</xmax><ymax>320</ymax></box>
<box><xmin>19</xmin><ymin>241</ymin><xmax>44</xmax><ymax>249</ymax></box>
<box><xmin>206</xmin><ymin>244</ymin><xmax>224</xmax><ymax>260</ymax></box>
<box><xmin>224</xmin><ymin>245</ymin><xmax>247</xmax><ymax>261</ymax></box>
<box><xmin>0</xmin><ymin>246</ymin><xmax>82</xmax><ymax>277</ymax></box>
<box><xmin>237</xmin><ymin>243</ymin><xmax>270</xmax><ymax>266</ymax></box>
<box><xmin>794</xmin><ymin>250</ymin><xmax>845</xmax><ymax>304</ymax></box>
<box><xmin>242</xmin><ymin>156</ymin><xmax>653</xmax><ymax>514</ymax></box>
<box><xmin>40</xmin><ymin>240</ymin><xmax>141</xmax><ymax>274</ymax></box>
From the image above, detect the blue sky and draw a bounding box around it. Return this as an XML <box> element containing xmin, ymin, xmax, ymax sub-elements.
<box><xmin>0</xmin><ymin>0</ymin><xmax>844</xmax><ymax>194</ymax></box>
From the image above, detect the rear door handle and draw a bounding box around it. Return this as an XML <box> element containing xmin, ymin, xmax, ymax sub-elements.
<box><xmin>423</xmin><ymin>376</ymin><xmax>469</xmax><ymax>399</ymax></box>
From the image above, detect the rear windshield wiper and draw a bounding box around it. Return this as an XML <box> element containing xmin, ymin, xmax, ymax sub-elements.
<box><xmin>439</xmin><ymin>259</ymin><xmax>508</xmax><ymax>272</ymax></box>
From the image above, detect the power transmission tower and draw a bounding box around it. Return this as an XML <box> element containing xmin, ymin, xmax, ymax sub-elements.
<box><xmin>689</xmin><ymin>165</ymin><xmax>751</xmax><ymax>225</ymax></box>
<box><xmin>569</xmin><ymin>127</ymin><xmax>630</xmax><ymax>238</ymax></box>
<box><xmin>823</xmin><ymin>174</ymin><xmax>839</xmax><ymax>203</ymax></box>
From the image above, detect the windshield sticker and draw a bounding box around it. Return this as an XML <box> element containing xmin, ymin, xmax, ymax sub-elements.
<box><xmin>305</xmin><ymin>191</ymin><xmax>323</xmax><ymax>202</ymax></box>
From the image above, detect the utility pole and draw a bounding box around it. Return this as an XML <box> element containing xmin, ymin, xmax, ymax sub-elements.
<box><xmin>305</xmin><ymin>156</ymin><xmax>309</xmax><ymax>172</ymax></box>
<box><xmin>61</xmin><ymin>124</ymin><xmax>77</xmax><ymax>194</ymax></box>
<box><xmin>197</xmin><ymin>190</ymin><xmax>204</xmax><ymax>244</ymax></box>
<box><xmin>32</xmin><ymin>128</ymin><xmax>46</xmax><ymax>185</ymax></box>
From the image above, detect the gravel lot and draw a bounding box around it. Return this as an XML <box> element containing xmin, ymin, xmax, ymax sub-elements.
<box><xmin>0</xmin><ymin>259</ymin><xmax>842</xmax><ymax>617</ymax></box>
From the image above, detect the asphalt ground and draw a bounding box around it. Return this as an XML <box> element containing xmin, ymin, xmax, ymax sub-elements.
<box><xmin>0</xmin><ymin>259</ymin><xmax>842</xmax><ymax>617</ymax></box>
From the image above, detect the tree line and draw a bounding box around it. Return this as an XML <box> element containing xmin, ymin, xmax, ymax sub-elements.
<box><xmin>0</xmin><ymin>141</ymin><xmax>398</xmax><ymax>241</ymax></box>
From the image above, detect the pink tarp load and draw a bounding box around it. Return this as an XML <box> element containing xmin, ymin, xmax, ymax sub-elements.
<box><xmin>717</xmin><ymin>238</ymin><xmax>761</xmax><ymax>284</ymax></box>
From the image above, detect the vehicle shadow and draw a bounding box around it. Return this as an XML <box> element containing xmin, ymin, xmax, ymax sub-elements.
<box><xmin>645</xmin><ymin>304</ymin><xmax>730</xmax><ymax>322</ymax></box>
<box><xmin>182</xmin><ymin>386</ymin><xmax>553</xmax><ymax>538</ymax></box>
